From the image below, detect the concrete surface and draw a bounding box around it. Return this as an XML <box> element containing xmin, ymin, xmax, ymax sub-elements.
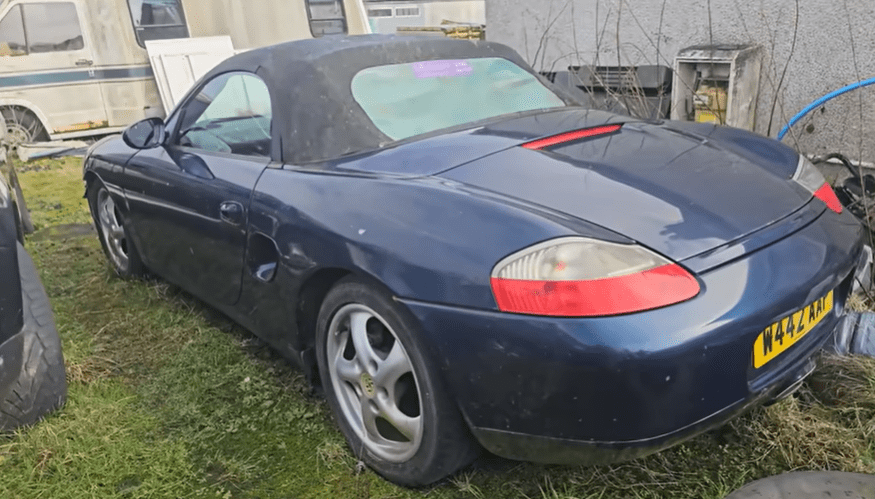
<box><xmin>724</xmin><ymin>471</ymin><xmax>875</xmax><ymax>498</ymax></box>
<box><xmin>486</xmin><ymin>0</ymin><xmax>875</xmax><ymax>160</ymax></box>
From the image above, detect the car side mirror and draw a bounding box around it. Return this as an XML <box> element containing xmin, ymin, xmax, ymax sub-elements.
<box><xmin>123</xmin><ymin>117</ymin><xmax>166</xmax><ymax>149</ymax></box>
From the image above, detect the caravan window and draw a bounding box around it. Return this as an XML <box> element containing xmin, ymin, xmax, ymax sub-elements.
<box><xmin>0</xmin><ymin>5</ymin><xmax>26</xmax><ymax>56</ymax></box>
<box><xmin>23</xmin><ymin>3</ymin><xmax>84</xmax><ymax>53</ymax></box>
<box><xmin>305</xmin><ymin>0</ymin><xmax>347</xmax><ymax>37</ymax></box>
<box><xmin>127</xmin><ymin>0</ymin><xmax>188</xmax><ymax>47</ymax></box>
<box><xmin>0</xmin><ymin>3</ymin><xmax>83</xmax><ymax>56</ymax></box>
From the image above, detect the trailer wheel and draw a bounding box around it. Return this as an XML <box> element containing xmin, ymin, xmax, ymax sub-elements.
<box><xmin>0</xmin><ymin>107</ymin><xmax>48</xmax><ymax>150</ymax></box>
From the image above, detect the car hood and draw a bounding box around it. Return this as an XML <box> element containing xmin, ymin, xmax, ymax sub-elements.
<box><xmin>439</xmin><ymin>112</ymin><xmax>815</xmax><ymax>262</ymax></box>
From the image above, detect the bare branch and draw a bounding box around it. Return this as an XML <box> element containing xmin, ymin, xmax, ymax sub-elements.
<box><xmin>842</xmin><ymin>0</ymin><xmax>873</xmax><ymax>249</ymax></box>
<box><xmin>766</xmin><ymin>0</ymin><xmax>799</xmax><ymax>136</ymax></box>
<box><xmin>532</xmin><ymin>0</ymin><xmax>572</xmax><ymax>71</ymax></box>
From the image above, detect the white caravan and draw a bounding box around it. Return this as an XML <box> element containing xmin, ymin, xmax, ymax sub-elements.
<box><xmin>0</xmin><ymin>0</ymin><xmax>370</xmax><ymax>145</ymax></box>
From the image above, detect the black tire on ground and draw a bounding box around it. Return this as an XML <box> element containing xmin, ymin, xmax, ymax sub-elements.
<box><xmin>315</xmin><ymin>277</ymin><xmax>479</xmax><ymax>486</ymax></box>
<box><xmin>0</xmin><ymin>244</ymin><xmax>67</xmax><ymax>431</ymax></box>
<box><xmin>11</xmin><ymin>195</ymin><xmax>25</xmax><ymax>244</ymax></box>
<box><xmin>8</xmin><ymin>166</ymin><xmax>34</xmax><ymax>235</ymax></box>
<box><xmin>0</xmin><ymin>107</ymin><xmax>48</xmax><ymax>149</ymax></box>
<box><xmin>87</xmin><ymin>180</ymin><xmax>144</xmax><ymax>278</ymax></box>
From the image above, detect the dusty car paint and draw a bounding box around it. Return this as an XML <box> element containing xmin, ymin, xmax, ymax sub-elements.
<box><xmin>82</xmin><ymin>35</ymin><xmax>866</xmax><ymax>467</ymax></box>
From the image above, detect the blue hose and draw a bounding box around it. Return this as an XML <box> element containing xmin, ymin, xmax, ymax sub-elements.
<box><xmin>778</xmin><ymin>76</ymin><xmax>875</xmax><ymax>140</ymax></box>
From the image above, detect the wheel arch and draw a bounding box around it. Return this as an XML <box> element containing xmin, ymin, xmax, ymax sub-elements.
<box><xmin>0</xmin><ymin>100</ymin><xmax>52</xmax><ymax>140</ymax></box>
<box><xmin>84</xmin><ymin>171</ymin><xmax>125</xmax><ymax>211</ymax></box>
<box><xmin>83</xmin><ymin>169</ymin><xmax>99</xmax><ymax>188</ymax></box>
<box><xmin>83</xmin><ymin>169</ymin><xmax>106</xmax><ymax>195</ymax></box>
<box><xmin>83</xmin><ymin>171</ymin><xmax>114</xmax><ymax>210</ymax></box>
<box><xmin>293</xmin><ymin>266</ymin><xmax>427</xmax><ymax>383</ymax></box>
<box><xmin>293</xmin><ymin>267</ymin><xmax>353</xmax><ymax>382</ymax></box>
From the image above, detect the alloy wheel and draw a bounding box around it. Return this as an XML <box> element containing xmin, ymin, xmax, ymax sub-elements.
<box><xmin>326</xmin><ymin>303</ymin><xmax>424</xmax><ymax>462</ymax></box>
<box><xmin>97</xmin><ymin>189</ymin><xmax>130</xmax><ymax>271</ymax></box>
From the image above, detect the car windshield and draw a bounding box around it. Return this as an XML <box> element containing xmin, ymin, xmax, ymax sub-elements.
<box><xmin>350</xmin><ymin>57</ymin><xmax>566</xmax><ymax>141</ymax></box>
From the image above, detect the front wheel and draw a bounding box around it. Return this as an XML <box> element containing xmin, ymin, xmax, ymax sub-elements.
<box><xmin>315</xmin><ymin>277</ymin><xmax>478</xmax><ymax>486</ymax></box>
<box><xmin>87</xmin><ymin>181</ymin><xmax>144</xmax><ymax>277</ymax></box>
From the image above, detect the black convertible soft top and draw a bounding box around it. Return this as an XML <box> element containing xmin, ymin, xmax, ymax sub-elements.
<box><xmin>197</xmin><ymin>34</ymin><xmax>573</xmax><ymax>164</ymax></box>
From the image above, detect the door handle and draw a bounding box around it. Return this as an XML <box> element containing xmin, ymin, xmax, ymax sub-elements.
<box><xmin>75</xmin><ymin>58</ymin><xmax>93</xmax><ymax>66</ymax></box>
<box><xmin>219</xmin><ymin>201</ymin><xmax>244</xmax><ymax>225</ymax></box>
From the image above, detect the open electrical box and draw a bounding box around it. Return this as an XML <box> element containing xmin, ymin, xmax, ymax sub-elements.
<box><xmin>670</xmin><ymin>45</ymin><xmax>763</xmax><ymax>130</ymax></box>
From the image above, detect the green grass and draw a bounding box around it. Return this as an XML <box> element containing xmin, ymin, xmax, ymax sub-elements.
<box><xmin>0</xmin><ymin>381</ymin><xmax>197</xmax><ymax>499</ymax></box>
<box><xmin>3</xmin><ymin>156</ymin><xmax>875</xmax><ymax>498</ymax></box>
<box><xmin>13</xmin><ymin>157</ymin><xmax>92</xmax><ymax>231</ymax></box>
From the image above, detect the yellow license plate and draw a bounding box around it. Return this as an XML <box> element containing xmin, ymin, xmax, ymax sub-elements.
<box><xmin>753</xmin><ymin>290</ymin><xmax>833</xmax><ymax>369</ymax></box>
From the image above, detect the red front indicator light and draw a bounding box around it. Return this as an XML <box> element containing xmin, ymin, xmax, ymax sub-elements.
<box><xmin>490</xmin><ymin>237</ymin><xmax>700</xmax><ymax>317</ymax></box>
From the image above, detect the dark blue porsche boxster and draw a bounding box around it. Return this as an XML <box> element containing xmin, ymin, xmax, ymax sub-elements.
<box><xmin>82</xmin><ymin>35</ymin><xmax>868</xmax><ymax>485</ymax></box>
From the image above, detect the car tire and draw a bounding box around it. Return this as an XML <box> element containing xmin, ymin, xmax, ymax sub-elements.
<box><xmin>0</xmin><ymin>244</ymin><xmax>67</xmax><ymax>430</ymax></box>
<box><xmin>87</xmin><ymin>180</ymin><xmax>144</xmax><ymax>278</ymax></box>
<box><xmin>0</xmin><ymin>107</ymin><xmax>48</xmax><ymax>150</ymax></box>
<box><xmin>11</xmin><ymin>194</ymin><xmax>25</xmax><ymax>244</ymax></box>
<box><xmin>7</xmin><ymin>166</ymin><xmax>34</xmax><ymax>236</ymax></box>
<box><xmin>315</xmin><ymin>277</ymin><xmax>478</xmax><ymax>486</ymax></box>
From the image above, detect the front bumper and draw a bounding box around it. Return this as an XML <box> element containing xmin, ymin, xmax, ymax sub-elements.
<box><xmin>401</xmin><ymin>203</ymin><xmax>865</xmax><ymax>464</ymax></box>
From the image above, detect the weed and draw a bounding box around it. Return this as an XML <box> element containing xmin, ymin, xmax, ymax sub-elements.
<box><xmin>451</xmin><ymin>471</ymin><xmax>485</xmax><ymax>498</ymax></box>
<box><xmin>317</xmin><ymin>440</ymin><xmax>352</xmax><ymax>471</ymax></box>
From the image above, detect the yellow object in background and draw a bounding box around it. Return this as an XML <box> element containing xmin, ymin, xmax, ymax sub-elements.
<box><xmin>694</xmin><ymin>83</ymin><xmax>728</xmax><ymax>124</ymax></box>
<box><xmin>396</xmin><ymin>22</ymin><xmax>485</xmax><ymax>40</ymax></box>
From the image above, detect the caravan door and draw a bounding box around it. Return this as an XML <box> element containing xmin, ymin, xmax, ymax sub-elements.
<box><xmin>0</xmin><ymin>0</ymin><xmax>108</xmax><ymax>138</ymax></box>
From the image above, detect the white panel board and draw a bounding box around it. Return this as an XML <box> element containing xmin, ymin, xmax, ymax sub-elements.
<box><xmin>145</xmin><ymin>36</ymin><xmax>236</xmax><ymax>115</ymax></box>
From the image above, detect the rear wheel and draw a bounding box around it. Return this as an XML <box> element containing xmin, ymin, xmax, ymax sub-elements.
<box><xmin>315</xmin><ymin>277</ymin><xmax>478</xmax><ymax>486</ymax></box>
<box><xmin>87</xmin><ymin>181</ymin><xmax>144</xmax><ymax>277</ymax></box>
<box><xmin>0</xmin><ymin>107</ymin><xmax>48</xmax><ymax>150</ymax></box>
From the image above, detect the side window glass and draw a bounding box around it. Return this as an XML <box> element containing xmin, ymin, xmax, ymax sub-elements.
<box><xmin>176</xmin><ymin>73</ymin><xmax>272</xmax><ymax>158</ymax></box>
<box><xmin>0</xmin><ymin>5</ymin><xmax>26</xmax><ymax>57</ymax></box>
<box><xmin>127</xmin><ymin>0</ymin><xmax>188</xmax><ymax>48</ymax></box>
<box><xmin>22</xmin><ymin>3</ymin><xmax>84</xmax><ymax>53</ymax></box>
<box><xmin>305</xmin><ymin>0</ymin><xmax>347</xmax><ymax>37</ymax></box>
<box><xmin>0</xmin><ymin>3</ymin><xmax>84</xmax><ymax>56</ymax></box>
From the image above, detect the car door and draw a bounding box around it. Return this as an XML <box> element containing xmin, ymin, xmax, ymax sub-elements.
<box><xmin>123</xmin><ymin>71</ymin><xmax>272</xmax><ymax>306</ymax></box>
<box><xmin>0</xmin><ymin>0</ymin><xmax>108</xmax><ymax>135</ymax></box>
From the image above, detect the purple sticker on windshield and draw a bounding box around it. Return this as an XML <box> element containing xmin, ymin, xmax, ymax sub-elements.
<box><xmin>412</xmin><ymin>60</ymin><xmax>473</xmax><ymax>78</ymax></box>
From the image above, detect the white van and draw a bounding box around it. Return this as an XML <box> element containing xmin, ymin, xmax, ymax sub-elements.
<box><xmin>0</xmin><ymin>0</ymin><xmax>370</xmax><ymax>146</ymax></box>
